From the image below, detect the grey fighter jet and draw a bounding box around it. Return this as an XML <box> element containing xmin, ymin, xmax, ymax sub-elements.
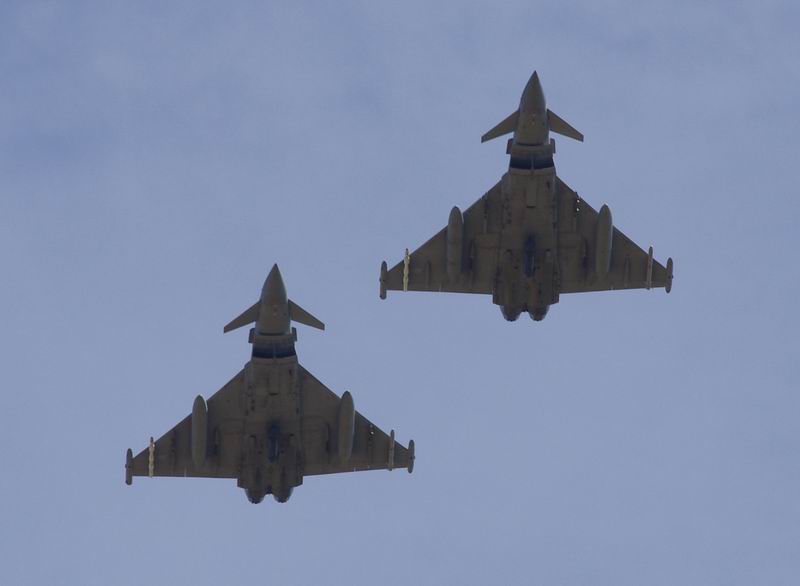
<box><xmin>126</xmin><ymin>265</ymin><xmax>414</xmax><ymax>504</ymax></box>
<box><xmin>380</xmin><ymin>71</ymin><xmax>673</xmax><ymax>321</ymax></box>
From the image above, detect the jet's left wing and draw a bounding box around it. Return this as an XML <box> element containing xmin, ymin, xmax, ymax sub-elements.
<box><xmin>299</xmin><ymin>366</ymin><xmax>414</xmax><ymax>476</ymax></box>
<box><xmin>381</xmin><ymin>181</ymin><xmax>504</xmax><ymax>296</ymax></box>
<box><xmin>556</xmin><ymin>178</ymin><xmax>673</xmax><ymax>294</ymax></box>
<box><xmin>127</xmin><ymin>370</ymin><xmax>246</xmax><ymax>482</ymax></box>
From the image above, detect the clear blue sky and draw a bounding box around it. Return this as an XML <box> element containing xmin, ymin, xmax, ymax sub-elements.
<box><xmin>1</xmin><ymin>2</ymin><xmax>798</xmax><ymax>585</ymax></box>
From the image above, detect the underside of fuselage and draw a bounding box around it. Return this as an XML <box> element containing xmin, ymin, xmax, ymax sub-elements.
<box><xmin>238</xmin><ymin>354</ymin><xmax>303</xmax><ymax>504</ymax></box>
<box><xmin>493</xmin><ymin>156</ymin><xmax>561</xmax><ymax>322</ymax></box>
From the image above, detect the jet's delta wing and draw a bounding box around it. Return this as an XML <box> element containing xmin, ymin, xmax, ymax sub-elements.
<box><xmin>127</xmin><ymin>367</ymin><xmax>412</xmax><ymax>482</ymax></box>
<box><xmin>299</xmin><ymin>367</ymin><xmax>413</xmax><ymax>476</ymax></box>
<box><xmin>381</xmin><ymin>180</ymin><xmax>503</xmax><ymax>296</ymax></box>
<box><xmin>126</xmin><ymin>265</ymin><xmax>414</xmax><ymax>504</ymax></box>
<box><xmin>554</xmin><ymin>178</ymin><xmax>672</xmax><ymax>294</ymax></box>
<box><xmin>128</xmin><ymin>369</ymin><xmax>246</xmax><ymax>481</ymax></box>
<box><xmin>380</xmin><ymin>71</ymin><xmax>673</xmax><ymax>322</ymax></box>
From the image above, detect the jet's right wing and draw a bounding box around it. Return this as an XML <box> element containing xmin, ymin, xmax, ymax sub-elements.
<box><xmin>127</xmin><ymin>369</ymin><xmax>246</xmax><ymax>482</ymax></box>
<box><xmin>381</xmin><ymin>181</ymin><xmax>504</xmax><ymax>296</ymax></box>
<box><xmin>556</xmin><ymin>177</ymin><xmax>673</xmax><ymax>294</ymax></box>
<box><xmin>299</xmin><ymin>366</ymin><xmax>414</xmax><ymax>476</ymax></box>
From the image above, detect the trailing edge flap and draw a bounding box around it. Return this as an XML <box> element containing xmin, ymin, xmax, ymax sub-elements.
<box><xmin>481</xmin><ymin>110</ymin><xmax>519</xmax><ymax>143</ymax></box>
<box><xmin>547</xmin><ymin>109</ymin><xmax>584</xmax><ymax>142</ymax></box>
<box><xmin>289</xmin><ymin>300</ymin><xmax>325</xmax><ymax>331</ymax></box>
<box><xmin>223</xmin><ymin>301</ymin><xmax>259</xmax><ymax>333</ymax></box>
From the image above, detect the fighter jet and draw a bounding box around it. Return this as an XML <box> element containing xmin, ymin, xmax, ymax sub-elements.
<box><xmin>125</xmin><ymin>265</ymin><xmax>414</xmax><ymax>504</ymax></box>
<box><xmin>380</xmin><ymin>71</ymin><xmax>673</xmax><ymax>321</ymax></box>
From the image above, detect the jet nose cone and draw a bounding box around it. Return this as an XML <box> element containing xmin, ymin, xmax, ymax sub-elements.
<box><xmin>267</xmin><ymin>263</ymin><xmax>283</xmax><ymax>282</ymax></box>
<box><xmin>521</xmin><ymin>70</ymin><xmax>545</xmax><ymax>111</ymax></box>
<box><xmin>262</xmin><ymin>264</ymin><xmax>287</xmax><ymax>304</ymax></box>
<box><xmin>257</xmin><ymin>263</ymin><xmax>290</xmax><ymax>335</ymax></box>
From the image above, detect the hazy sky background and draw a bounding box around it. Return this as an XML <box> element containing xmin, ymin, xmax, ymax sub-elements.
<box><xmin>1</xmin><ymin>1</ymin><xmax>798</xmax><ymax>585</ymax></box>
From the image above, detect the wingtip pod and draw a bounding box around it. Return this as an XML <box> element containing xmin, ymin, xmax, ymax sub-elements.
<box><xmin>407</xmin><ymin>439</ymin><xmax>415</xmax><ymax>474</ymax></box>
<box><xmin>665</xmin><ymin>257</ymin><xmax>674</xmax><ymax>293</ymax></box>
<box><xmin>387</xmin><ymin>429</ymin><xmax>395</xmax><ymax>471</ymax></box>
<box><xmin>379</xmin><ymin>261</ymin><xmax>388</xmax><ymax>300</ymax></box>
<box><xmin>125</xmin><ymin>448</ymin><xmax>133</xmax><ymax>485</ymax></box>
